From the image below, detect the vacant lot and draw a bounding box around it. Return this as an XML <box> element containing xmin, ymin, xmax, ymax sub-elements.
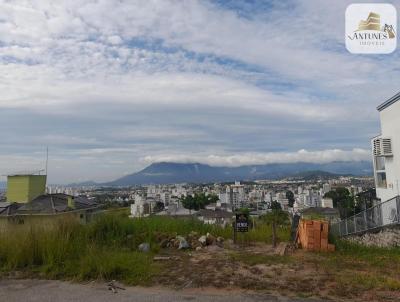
<box><xmin>153</xmin><ymin>241</ymin><xmax>400</xmax><ymax>302</ymax></box>
<box><xmin>0</xmin><ymin>211</ymin><xmax>399</xmax><ymax>301</ymax></box>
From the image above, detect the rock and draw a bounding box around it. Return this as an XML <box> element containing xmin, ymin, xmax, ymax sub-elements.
<box><xmin>198</xmin><ymin>235</ymin><xmax>207</xmax><ymax>246</ymax></box>
<box><xmin>153</xmin><ymin>256</ymin><xmax>171</xmax><ymax>261</ymax></box>
<box><xmin>206</xmin><ymin>233</ymin><xmax>215</xmax><ymax>246</ymax></box>
<box><xmin>176</xmin><ymin>235</ymin><xmax>190</xmax><ymax>249</ymax></box>
<box><xmin>190</xmin><ymin>240</ymin><xmax>201</xmax><ymax>249</ymax></box>
<box><xmin>345</xmin><ymin>228</ymin><xmax>400</xmax><ymax>248</ymax></box>
<box><xmin>195</xmin><ymin>246</ymin><xmax>202</xmax><ymax>251</ymax></box>
<box><xmin>216</xmin><ymin>236</ymin><xmax>224</xmax><ymax>247</ymax></box>
<box><xmin>160</xmin><ymin>238</ymin><xmax>169</xmax><ymax>248</ymax></box>
<box><xmin>138</xmin><ymin>243</ymin><xmax>150</xmax><ymax>253</ymax></box>
<box><xmin>188</xmin><ymin>231</ymin><xmax>199</xmax><ymax>239</ymax></box>
<box><xmin>170</xmin><ymin>238</ymin><xmax>180</xmax><ymax>249</ymax></box>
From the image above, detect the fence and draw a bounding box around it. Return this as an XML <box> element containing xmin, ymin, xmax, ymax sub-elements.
<box><xmin>331</xmin><ymin>196</ymin><xmax>400</xmax><ymax>237</ymax></box>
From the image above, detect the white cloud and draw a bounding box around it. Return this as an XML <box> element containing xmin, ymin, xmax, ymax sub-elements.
<box><xmin>0</xmin><ymin>0</ymin><xmax>394</xmax><ymax>183</ymax></box>
<box><xmin>107</xmin><ymin>35</ymin><xmax>123</xmax><ymax>45</ymax></box>
<box><xmin>142</xmin><ymin>148</ymin><xmax>371</xmax><ymax>167</ymax></box>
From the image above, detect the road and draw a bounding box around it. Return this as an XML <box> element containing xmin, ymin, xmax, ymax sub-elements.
<box><xmin>0</xmin><ymin>279</ymin><xmax>326</xmax><ymax>302</ymax></box>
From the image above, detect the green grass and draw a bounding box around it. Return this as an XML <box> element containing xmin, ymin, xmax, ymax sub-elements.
<box><xmin>307</xmin><ymin>237</ymin><xmax>400</xmax><ymax>295</ymax></box>
<box><xmin>326</xmin><ymin>238</ymin><xmax>400</xmax><ymax>269</ymax></box>
<box><xmin>0</xmin><ymin>211</ymin><xmax>288</xmax><ymax>284</ymax></box>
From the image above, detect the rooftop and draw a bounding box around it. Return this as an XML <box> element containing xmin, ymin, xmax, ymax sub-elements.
<box><xmin>300</xmin><ymin>207</ymin><xmax>339</xmax><ymax>216</ymax></box>
<box><xmin>0</xmin><ymin>194</ymin><xmax>99</xmax><ymax>216</ymax></box>
<box><xmin>197</xmin><ymin>209</ymin><xmax>233</xmax><ymax>219</ymax></box>
<box><xmin>377</xmin><ymin>91</ymin><xmax>400</xmax><ymax>112</ymax></box>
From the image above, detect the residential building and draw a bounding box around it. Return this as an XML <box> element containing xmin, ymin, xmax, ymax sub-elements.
<box><xmin>0</xmin><ymin>174</ymin><xmax>99</xmax><ymax>230</ymax></box>
<box><xmin>197</xmin><ymin>209</ymin><xmax>233</xmax><ymax>227</ymax></box>
<box><xmin>226</xmin><ymin>181</ymin><xmax>246</xmax><ymax>209</ymax></box>
<box><xmin>321</xmin><ymin>197</ymin><xmax>333</xmax><ymax>208</ymax></box>
<box><xmin>372</xmin><ymin>92</ymin><xmax>400</xmax><ymax>202</ymax></box>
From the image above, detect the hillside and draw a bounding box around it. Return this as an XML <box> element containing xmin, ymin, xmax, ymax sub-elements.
<box><xmin>105</xmin><ymin>161</ymin><xmax>373</xmax><ymax>186</ymax></box>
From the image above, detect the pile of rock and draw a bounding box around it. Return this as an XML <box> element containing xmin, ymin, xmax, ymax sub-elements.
<box><xmin>153</xmin><ymin>231</ymin><xmax>225</xmax><ymax>250</ymax></box>
<box><xmin>346</xmin><ymin>228</ymin><xmax>400</xmax><ymax>248</ymax></box>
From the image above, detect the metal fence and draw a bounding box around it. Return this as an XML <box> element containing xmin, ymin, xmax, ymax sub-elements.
<box><xmin>331</xmin><ymin>196</ymin><xmax>400</xmax><ymax>237</ymax></box>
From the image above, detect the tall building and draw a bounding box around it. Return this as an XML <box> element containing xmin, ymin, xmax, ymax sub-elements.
<box><xmin>322</xmin><ymin>183</ymin><xmax>331</xmax><ymax>194</ymax></box>
<box><xmin>226</xmin><ymin>181</ymin><xmax>245</xmax><ymax>209</ymax></box>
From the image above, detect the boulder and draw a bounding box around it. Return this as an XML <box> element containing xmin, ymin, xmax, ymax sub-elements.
<box><xmin>216</xmin><ymin>236</ymin><xmax>224</xmax><ymax>247</ymax></box>
<box><xmin>170</xmin><ymin>238</ymin><xmax>180</xmax><ymax>249</ymax></box>
<box><xmin>206</xmin><ymin>233</ymin><xmax>215</xmax><ymax>246</ymax></box>
<box><xmin>198</xmin><ymin>235</ymin><xmax>207</xmax><ymax>246</ymax></box>
<box><xmin>160</xmin><ymin>238</ymin><xmax>169</xmax><ymax>248</ymax></box>
<box><xmin>138</xmin><ymin>243</ymin><xmax>150</xmax><ymax>253</ymax></box>
<box><xmin>176</xmin><ymin>235</ymin><xmax>190</xmax><ymax>249</ymax></box>
<box><xmin>188</xmin><ymin>231</ymin><xmax>199</xmax><ymax>239</ymax></box>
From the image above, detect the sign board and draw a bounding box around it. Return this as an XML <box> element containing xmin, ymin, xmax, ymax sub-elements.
<box><xmin>235</xmin><ymin>213</ymin><xmax>249</xmax><ymax>232</ymax></box>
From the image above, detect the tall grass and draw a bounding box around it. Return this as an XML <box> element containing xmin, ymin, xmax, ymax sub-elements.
<box><xmin>0</xmin><ymin>211</ymin><xmax>290</xmax><ymax>283</ymax></box>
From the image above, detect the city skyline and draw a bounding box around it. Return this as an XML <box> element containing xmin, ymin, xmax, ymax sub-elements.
<box><xmin>1</xmin><ymin>0</ymin><xmax>399</xmax><ymax>183</ymax></box>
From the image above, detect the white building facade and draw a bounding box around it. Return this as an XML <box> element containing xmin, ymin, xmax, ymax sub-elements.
<box><xmin>372</xmin><ymin>92</ymin><xmax>400</xmax><ymax>203</ymax></box>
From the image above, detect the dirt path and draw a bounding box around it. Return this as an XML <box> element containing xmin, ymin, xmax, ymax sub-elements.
<box><xmin>0</xmin><ymin>279</ymin><xmax>326</xmax><ymax>302</ymax></box>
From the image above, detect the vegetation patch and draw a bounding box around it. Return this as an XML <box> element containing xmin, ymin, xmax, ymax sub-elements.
<box><xmin>0</xmin><ymin>210</ymin><xmax>287</xmax><ymax>284</ymax></box>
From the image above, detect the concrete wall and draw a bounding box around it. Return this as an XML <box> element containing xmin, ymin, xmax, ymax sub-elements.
<box><xmin>6</xmin><ymin>175</ymin><xmax>47</xmax><ymax>203</ymax></box>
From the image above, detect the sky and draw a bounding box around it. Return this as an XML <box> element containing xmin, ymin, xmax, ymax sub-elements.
<box><xmin>0</xmin><ymin>0</ymin><xmax>399</xmax><ymax>184</ymax></box>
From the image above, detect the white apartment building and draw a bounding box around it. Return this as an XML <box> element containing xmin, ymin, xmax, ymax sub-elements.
<box><xmin>322</xmin><ymin>183</ymin><xmax>331</xmax><ymax>194</ymax></box>
<box><xmin>130</xmin><ymin>194</ymin><xmax>147</xmax><ymax>218</ymax></box>
<box><xmin>372</xmin><ymin>92</ymin><xmax>400</xmax><ymax>202</ymax></box>
<box><xmin>225</xmin><ymin>181</ymin><xmax>246</xmax><ymax>209</ymax></box>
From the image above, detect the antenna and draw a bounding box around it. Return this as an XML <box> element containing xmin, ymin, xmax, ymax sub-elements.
<box><xmin>45</xmin><ymin>146</ymin><xmax>49</xmax><ymax>188</ymax></box>
<box><xmin>45</xmin><ymin>146</ymin><xmax>49</xmax><ymax>176</ymax></box>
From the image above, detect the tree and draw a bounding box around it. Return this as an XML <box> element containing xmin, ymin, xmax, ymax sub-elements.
<box><xmin>180</xmin><ymin>193</ymin><xmax>217</xmax><ymax>213</ymax></box>
<box><xmin>270</xmin><ymin>200</ymin><xmax>282</xmax><ymax>210</ymax></box>
<box><xmin>153</xmin><ymin>201</ymin><xmax>165</xmax><ymax>212</ymax></box>
<box><xmin>286</xmin><ymin>190</ymin><xmax>295</xmax><ymax>207</ymax></box>
<box><xmin>324</xmin><ymin>187</ymin><xmax>355</xmax><ymax>219</ymax></box>
<box><xmin>262</xmin><ymin>202</ymin><xmax>289</xmax><ymax>247</ymax></box>
<box><xmin>181</xmin><ymin>195</ymin><xmax>196</xmax><ymax>214</ymax></box>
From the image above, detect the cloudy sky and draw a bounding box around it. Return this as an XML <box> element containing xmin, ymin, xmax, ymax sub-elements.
<box><xmin>0</xmin><ymin>0</ymin><xmax>398</xmax><ymax>184</ymax></box>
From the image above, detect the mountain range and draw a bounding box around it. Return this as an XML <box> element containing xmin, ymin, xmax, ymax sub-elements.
<box><xmin>104</xmin><ymin>161</ymin><xmax>373</xmax><ymax>186</ymax></box>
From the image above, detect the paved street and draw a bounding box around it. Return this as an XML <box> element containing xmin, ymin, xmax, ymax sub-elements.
<box><xmin>0</xmin><ymin>279</ymin><xmax>325</xmax><ymax>302</ymax></box>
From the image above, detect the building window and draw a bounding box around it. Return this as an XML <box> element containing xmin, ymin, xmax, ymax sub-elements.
<box><xmin>376</xmin><ymin>172</ymin><xmax>387</xmax><ymax>188</ymax></box>
<box><xmin>375</xmin><ymin>156</ymin><xmax>386</xmax><ymax>171</ymax></box>
<box><xmin>375</xmin><ymin>156</ymin><xmax>387</xmax><ymax>188</ymax></box>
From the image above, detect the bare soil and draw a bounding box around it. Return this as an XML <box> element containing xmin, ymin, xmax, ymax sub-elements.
<box><xmin>153</xmin><ymin>242</ymin><xmax>400</xmax><ymax>302</ymax></box>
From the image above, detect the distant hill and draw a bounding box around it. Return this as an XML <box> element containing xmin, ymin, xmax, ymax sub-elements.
<box><xmin>286</xmin><ymin>170</ymin><xmax>343</xmax><ymax>181</ymax></box>
<box><xmin>105</xmin><ymin>161</ymin><xmax>373</xmax><ymax>186</ymax></box>
<box><xmin>66</xmin><ymin>181</ymin><xmax>98</xmax><ymax>187</ymax></box>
